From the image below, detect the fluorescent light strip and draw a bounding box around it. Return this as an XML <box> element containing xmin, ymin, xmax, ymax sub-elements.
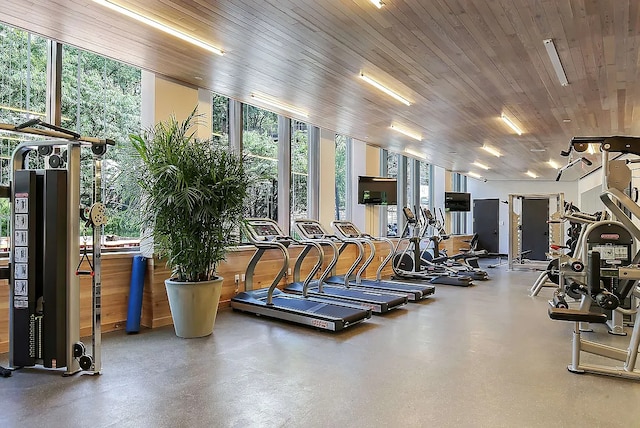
<box><xmin>360</xmin><ymin>73</ymin><xmax>411</xmax><ymax>106</ymax></box>
<box><xmin>390</xmin><ymin>124</ymin><xmax>422</xmax><ymax>141</ymax></box>
<box><xmin>93</xmin><ymin>0</ymin><xmax>224</xmax><ymax>56</ymax></box>
<box><xmin>547</xmin><ymin>160</ymin><xmax>560</xmax><ymax>169</ymax></box>
<box><xmin>250</xmin><ymin>94</ymin><xmax>309</xmax><ymax>118</ymax></box>
<box><xmin>501</xmin><ymin>113</ymin><xmax>523</xmax><ymax>135</ymax></box>
<box><xmin>369</xmin><ymin>0</ymin><xmax>384</xmax><ymax>8</ymax></box>
<box><xmin>472</xmin><ymin>161</ymin><xmax>490</xmax><ymax>170</ymax></box>
<box><xmin>404</xmin><ymin>148</ymin><xmax>426</xmax><ymax>158</ymax></box>
<box><xmin>482</xmin><ymin>145</ymin><xmax>501</xmax><ymax>157</ymax></box>
<box><xmin>468</xmin><ymin>171</ymin><xmax>482</xmax><ymax>179</ymax></box>
<box><xmin>525</xmin><ymin>171</ymin><xmax>538</xmax><ymax>178</ymax></box>
<box><xmin>543</xmin><ymin>39</ymin><xmax>569</xmax><ymax>86</ymax></box>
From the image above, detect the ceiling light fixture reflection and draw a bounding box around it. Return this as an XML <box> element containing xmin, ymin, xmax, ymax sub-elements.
<box><xmin>359</xmin><ymin>73</ymin><xmax>411</xmax><ymax>106</ymax></box>
<box><xmin>390</xmin><ymin>124</ymin><xmax>422</xmax><ymax>141</ymax></box>
<box><xmin>587</xmin><ymin>144</ymin><xmax>597</xmax><ymax>155</ymax></box>
<box><xmin>250</xmin><ymin>94</ymin><xmax>309</xmax><ymax>118</ymax></box>
<box><xmin>501</xmin><ymin>113</ymin><xmax>523</xmax><ymax>135</ymax></box>
<box><xmin>472</xmin><ymin>161</ymin><xmax>490</xmax><ymax>170</ymax></box>
<box><xmin>543</xmin><ymin>39</ymin><xmax>569</xmax><ymax>86</ymax></box>
<box><xmin>525</xmin><ymin>171</ymin><xmax>538</xmax><ymax>178</ymax></box>
<box><xmin>468</xmin><ymin>171</ymin><xmax>482</xmax><ymax>179</ymax></box>
<box><xmin>369</xmin><ymin>0</ymin><xmax>385</xmax><ymax>8</ymax></box>
<box><xmin>93</xmin><ymin>0</ymin><xmax>224</xmax><ymax>55</ymax></box>
<box><xmin>482</xmin><ymin>145</ymin><xmax>501</xmax><ymax>157</ymax></box>
<box><xmin>547</xmin><ymin>160</ymin><xmax>560</xmax><ymax>169</ymax></box>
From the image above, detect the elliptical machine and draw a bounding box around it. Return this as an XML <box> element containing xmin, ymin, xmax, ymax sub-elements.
<box><xmin>392</xmin><ymin>207</ymin><xmax>473</xmax><ymax>286</ymax></box>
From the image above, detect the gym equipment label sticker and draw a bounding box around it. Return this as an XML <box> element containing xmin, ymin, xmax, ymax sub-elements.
<box><xmin>14</xmin><ymin>230</ymin><xmax>27</xmax><ymax>246</ymax></box>
<box><xmin>14</xmin><ymin>263</ymin><xmax>28</xmax><ymax>279</ymax></box>
<box><xmin>14</xmin><ymin>280</ymin><xmax>27</xmax><ymax>296</ymax></box>
<box><xmin>14</xmin><ymin>296</ymin><xmax>28</xmax><ymax>309</ymax></box>
<box><xmin>15</xmin><ymin>198</ymin><xmax>28</xmax><ymax>213</ymax></box>
<box><xmin>15</xmin><ymin>214</ymin><xmax>28</xmax><ymax>229</ymax></box>
<box><xmin>14</xmin><ymin>247</ymin><xmax>27</xmax><ymax>263</ymax></box>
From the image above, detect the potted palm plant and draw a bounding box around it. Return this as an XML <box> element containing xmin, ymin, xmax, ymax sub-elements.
<box><xmin>130</xmin><ymin>108</ymin><xmax>249</xmax><ymax>338</ymax></box>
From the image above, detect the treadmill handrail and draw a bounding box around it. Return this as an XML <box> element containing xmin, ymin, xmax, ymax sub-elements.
<box><xmin>242</xmin><ymin>220</ymin><xmax>290</xmax><ymax>306</ymax></box>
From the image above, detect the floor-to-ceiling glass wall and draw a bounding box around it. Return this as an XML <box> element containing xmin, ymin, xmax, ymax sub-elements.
<box><xmin>61</xmin><ymin>45</ymin><xmax>142</xmax><ymax>239</ymax></box>
<box><xmin>335</xmin><ymin>133</ymin><xmax>348</xmax><ymax>221</ymax></box>
<box><xmin>242</xmin><ymin>104</ymin><xmax>279</xmax><ymax>220</ymax></box>
<box><xmin>291</xmin><ymin>120</ymin><xmax>308</xmax><ymax>225</ymax></box>
<box><xmin>386</xmin><ymin>151</ymin><xmax>398</xmax><ymax>236</ymax></box>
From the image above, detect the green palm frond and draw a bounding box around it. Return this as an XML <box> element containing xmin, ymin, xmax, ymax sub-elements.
<box><xmin>130</xmin><ymin>107</ymin><xmax>251</xmax><ymax>282</ymax></box>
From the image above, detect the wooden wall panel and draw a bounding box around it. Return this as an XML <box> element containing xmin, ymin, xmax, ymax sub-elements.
<box><xmin>0</xmin><ymin>242</ymin><xmax>398</xmax><ymax>353</ymax></box>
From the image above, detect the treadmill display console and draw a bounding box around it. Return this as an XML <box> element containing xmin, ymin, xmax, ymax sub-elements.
<box><xmin>300</xmin><ymin>224</ymin><xmax>324</xmax><ymax>237</ymax></box>
<box><xmin>337</xmin><ymin>224</ymin><xmax>360</xmax><ymax>237</ymax></box>
<box><xmin>252</xmin><ymin>223</ymin><xmax>281</xmax><ymax>238</ymax></box>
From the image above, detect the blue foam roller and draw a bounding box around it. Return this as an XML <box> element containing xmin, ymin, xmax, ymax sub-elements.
<box><xmin>126</xmin><ymin>255</ymin><xmax>147</xmax><ymax>333</ymax></box>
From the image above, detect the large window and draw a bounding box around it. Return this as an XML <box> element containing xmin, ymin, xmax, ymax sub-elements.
<box><xmin>61</xmin><ymin>45</ymin><xmax>142</xmax><ymax>239</ymax></box>
<box><xmin>386</xmin><ymin>151</ymin><xmax>398</xmax><ymax>236</ymax></box>
<box><xmin>291</xmin><ymin>120</ymin><xmax>308</xmax><ymax>223</ymax></box>
<box><xmin>420</xmin><ymin>161</ymin><xmax>431</xmax><ymax>209</ymax></box>
<box><xmin>335</xmin><ymin>134</ymin><xmax>348</xmax><ymax>220</ymax></box>
<box><xmin>0</xmin><ymin>25</ymin><xmax>47</xmax><ymax>248</ymax></box>
<box><xmin>212</xmin><ymin>93</ymin><xmax>229</xmax><ymax>145</ymax></box>
<box><xmin>243</xmin><ymin>104</ymin><xmax>279</xmax><ymax>220</ymax></box>
<box><xmin>452</xmin><ymin>172</ymin><xmax>468</xmax><ymax>234</ymax></box>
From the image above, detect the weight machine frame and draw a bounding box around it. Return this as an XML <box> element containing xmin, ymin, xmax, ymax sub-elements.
<box><xmin>1</xmin><ymin>121</ymin><xmax>113</xmax><ymax>376</ymax></box>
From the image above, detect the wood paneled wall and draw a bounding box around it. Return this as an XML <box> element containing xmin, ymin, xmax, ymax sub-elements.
<box><xmin>0</xmin><ymin>241</ymin><xmax>394</xmax><ymax>353</ymax></box>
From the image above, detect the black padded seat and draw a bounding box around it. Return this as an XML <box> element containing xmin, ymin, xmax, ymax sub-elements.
<box><xmin>548</xmin><ymin>308</ymin><xmax>607</xmax><ymax>324</ymax></box>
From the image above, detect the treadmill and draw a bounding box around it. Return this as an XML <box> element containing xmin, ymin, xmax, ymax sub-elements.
<box><xmin>318</xmin><ymin>220</ymin><xmax>436</xmax><ymax>302</ymax></box>
<box><xmin>284</xmin><ymin>220</ymin><xmax>408</xmax><ymax>314</ymax></box>
<box><xmin>230</xmin><ymin>218</ymin><xmax>371</xmax><ymax>331</ymax></box>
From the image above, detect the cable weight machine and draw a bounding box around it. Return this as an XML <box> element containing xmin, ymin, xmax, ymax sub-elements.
<box><xmin>2</xmin><ymin>119</ymin><xmax>113</xmax><ymax>376</ymax></box>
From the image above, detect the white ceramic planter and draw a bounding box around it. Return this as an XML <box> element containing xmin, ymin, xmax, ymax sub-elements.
<box><xmin>164</xmin><ymin>277</ymin><xmax>223</xmax><ymax>338</ymax></box>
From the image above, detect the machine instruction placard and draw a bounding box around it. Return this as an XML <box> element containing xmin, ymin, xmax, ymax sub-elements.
<box><xmin>13</xmin><ymin>193</ymin><xmax>29</xmax><ymax>309</ymax></box>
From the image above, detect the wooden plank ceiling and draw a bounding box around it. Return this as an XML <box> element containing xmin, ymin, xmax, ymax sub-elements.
<box><xmin>1</xmin><ymin>0</ymin><xmax>639</xmax><ymax>181</ymax></box>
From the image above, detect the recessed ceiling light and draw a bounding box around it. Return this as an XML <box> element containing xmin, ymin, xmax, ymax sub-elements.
<box><xmin>250</xmin><ymin>94</ymin><xmax>309</xmax><ymax>118</ymax></box>
<box><xmin>525</xmin><ymin>171</ymin><xmax>538</xmax><ymax>178</ymax></box>
<box><xmin>482</xmin><ymin>145</ymin><xmax>501</xmax><ymax>157</ymax></box>
<box><xmin>472</xmin><ymin>161</ymin><xmax>490</xmax><ymax>170</ymax></box>
<box><xmin>530</xmin><ymin>148</ymin><xmax>546</xmax><ymax>152</ymax></box>
<box><xmin>369</xmin><ymin>0</ymin><xmax>384</xmax><ymax>8</ymax></box>
<box><xmin>468</xmin><ymin>171</ymin><xmax>482</xmax><ymax>179</ymax></box>
<box><xmin>501</xmin><ymin>113</ymin><xmax>523</xmax><ymax>135</ymax></box>
<box><xmin>360</xmin><ymin>73</ymin><xmax>411</xmax><ymax>106</ymax></box>
<box><xmin>194</xmin><ymin>76</ymin><xmax>203</xmax><ymax>80</ymax></box>
<box><xmin>93</xmin><ymin>0</ymin><xmax>224</xmax><ymax>55</ymax></box>
<box><xmin>547</xmin><ymin>160</ymin><xmax>560</xmax><ymax>169</ymax></box>
<box><xmin>390</xmin><ymin>124</ymin><xmax>422</xmax><ymax>141</ymax></box>
<box><xmin>562</xmin><ymin>118</ymin><xmax>571</xmax><ymax>123</ymax></box>
<box><xmin>405</xmin><ymin>148</ymin><xmax>426</xmax><ymax>159</ymax></box>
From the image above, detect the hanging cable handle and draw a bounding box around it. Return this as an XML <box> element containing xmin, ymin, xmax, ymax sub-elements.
<box><xmin>76</xmin><ymin>230</ymin><xmax>95</xmax><ymax>277</ymax></box>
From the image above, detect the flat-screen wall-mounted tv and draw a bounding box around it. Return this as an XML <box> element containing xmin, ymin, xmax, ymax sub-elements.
<box><xmin>445</xmin><ymin>192</ymin><xmax>471</xmax><ymax>212</ymax></box>
<box><xmin>358</xmin><ymin>176</ymin><xmax>398</xmax><ymax>205</ymax></box>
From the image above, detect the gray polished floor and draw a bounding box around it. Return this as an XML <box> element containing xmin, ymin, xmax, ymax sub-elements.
<box><xmin>3</xmin><ymin>263</ymin><xmax>640</xmax><ymax>427</ymax></box>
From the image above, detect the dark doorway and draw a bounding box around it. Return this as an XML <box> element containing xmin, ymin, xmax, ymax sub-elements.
<box><xmin>521</xmin><ymin>198</ymin><xmax>549</xmax><ymax>260</ymax></box>
<box><xmin>473</xmin><ymin>199</ymin><xmax>499</xmax><ymax>253</ymax></box>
